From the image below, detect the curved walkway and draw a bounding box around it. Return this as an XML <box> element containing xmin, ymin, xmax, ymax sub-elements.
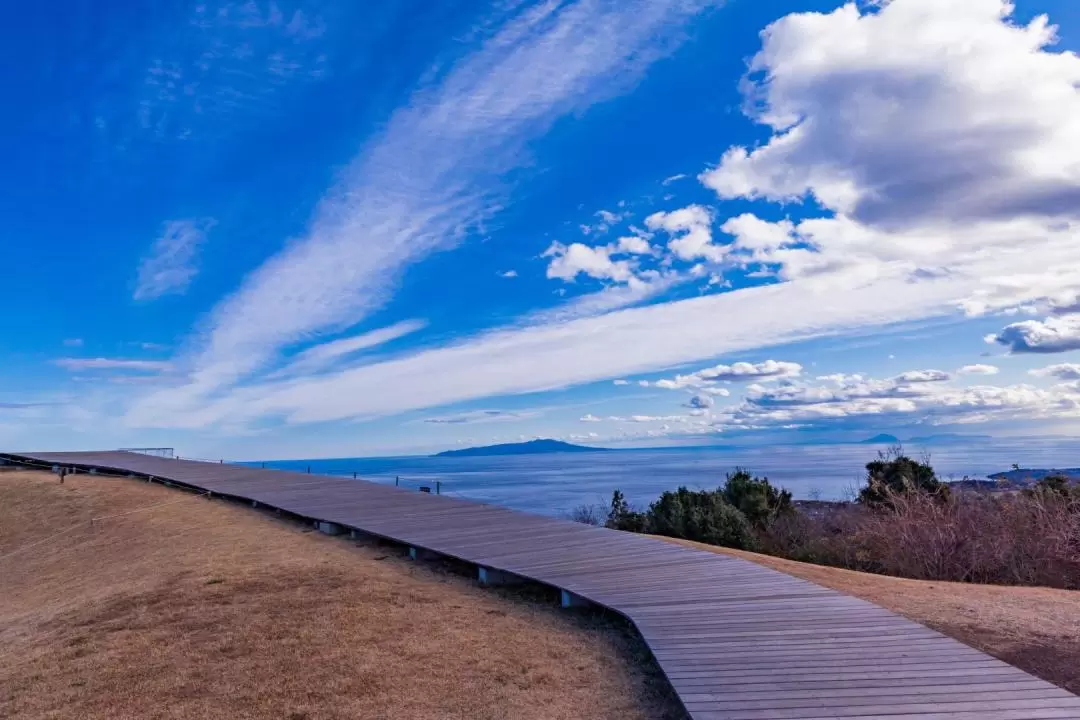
<box><xmin>6</xmin><ymin>450</ymin><xmax>1080</xmax><ymax>720</ymax></box>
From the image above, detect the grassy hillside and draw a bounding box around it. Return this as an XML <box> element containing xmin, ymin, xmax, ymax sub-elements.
<box><xmin>0</xmin><ymin>470</ymin><xmax>682</xmax><ymax>720</ymax></box>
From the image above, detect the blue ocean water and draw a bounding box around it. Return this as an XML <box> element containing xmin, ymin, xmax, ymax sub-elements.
<box><xmin>254</xmin><ymin>438</ymin><xmax>1080</xmax><ymax>518</ymax></box>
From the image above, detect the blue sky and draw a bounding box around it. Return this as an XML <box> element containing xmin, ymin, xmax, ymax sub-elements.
<box><xmin>5</xmin><ymin>0</ymin><xmax>1080</xmax><ymax>458</ymax></box>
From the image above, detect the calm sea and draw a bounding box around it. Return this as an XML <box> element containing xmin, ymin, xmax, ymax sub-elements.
<box><xmin>253</xmin><ymin>437</ymin><xmax>1080</xmax><ymax>518</ymax></box>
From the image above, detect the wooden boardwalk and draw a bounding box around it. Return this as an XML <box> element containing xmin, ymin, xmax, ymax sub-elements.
<box><xmin>6</xmin><ymin>450</ymin><xmax>1080</xmax><ymax>720</ymax></box>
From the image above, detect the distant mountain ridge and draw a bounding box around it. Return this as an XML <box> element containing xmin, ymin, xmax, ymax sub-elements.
<box><xmin>861</xmin><ymin>434</ymin><xmax>900</xmax><ymax>444</ymax></box>
<box><xmin>434</xmin><ymin>439</ymin><xmax>609</xmax><ymax>458</ymax></box>
<box><xmin>859</xmin><ymin>433</ymin><xmax>994</xmax><ymax>445</ymax></box>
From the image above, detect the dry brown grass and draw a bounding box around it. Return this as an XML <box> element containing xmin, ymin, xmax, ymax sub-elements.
<box><xmin>658</xmin><ymin>535</ymin><xmax>1080</xmax><ymax>696</ymax></box>
<box><xmin>0</xmin><ymin>470</ymin><xmax>684</xmax><ymax>720</ymax></box>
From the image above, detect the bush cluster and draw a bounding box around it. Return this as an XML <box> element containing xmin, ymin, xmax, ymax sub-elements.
<box><xmin>604</xmin><ymin>469</ymin><xmax>793</xmax><ymax>550</ymax></box>
<box><xmin>576</xmin><ymin>450</ymin><xmax>1080</xmax><ymax>589</ymax></box>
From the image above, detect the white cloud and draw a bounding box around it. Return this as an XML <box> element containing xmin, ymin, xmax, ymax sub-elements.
<box><xmin>500</xmin><ymin>270</ymin><xmax>518</xmax><ymax>278</ymax></box>
<box><xmin>140</xmin><ymin>0</ymin><xmax>721</xmax><ymax>411</ymax></box>
<box><xmin>989</xmin><ymin>314</ymin><xmax>1080</xmax><ymax>353</ymax></box>
<box><xmin>661</xmin><ymin>173</ymin><xmax>687</xmax><ymax>186</ymax></box>
<box><xmin>134</xmin><ymin>219</ymin><xmax>213</xmax><ymax>301</ymax></box>
<box><xmin>55</xmin><ymin>358</ymin><xmax>172</xmax><ymax>373</ymax></box>
<box><xmin>544</xmin><ymin>242</ymin><xmax>635</xmax><ymax>283</ymax></box>
<box><xmin>423</xmin><ymin>409</ymin><xmax>535</xmax><ymax>425</ymax></box>
<box><xmin>127</xmin><ymin>276</ymin><xmax>963</xmax><ymax>429</ymax></box>
<box><xmin>717</xmin><ymin>368</ymin><xmax>1080</xmax><ymax>430</ymax></box>
<box><xmin>612</xmin><ymin>379</ymin><xmax>630</xmax><ymax>386</ymax></box>
<box><xmin>700</xmin><ymin>0</ymin><xmax>1080</xmax><ymax>312</ymax></box>
<box><xmin>580</xmin><ymin>413</ymin><xmax>602</xmax><ymax>422</ymax></box>
<box><xmin>648</xmin><ymin>360</ymin><xmax>802</xmax><ymax>390</ymax></box>
<box><xmin>958</xmin><ymin>364</ymin><xmax>1000</xmax><ymax>376</ymax></box>
<box><xmin>63</xmin><ymin>338</ymin><xmax>84</xmax><ymax>347</ymax></box>
<box><xmin>645</xmin><ymin>205</ymin><xmax>724</xmax><ymax>263</ymax></box>
<box><xmin>1030</xmin><ymin>363</ymin><xmax>1080</xmax><ymax>380</ymax></box>
<box><xmin>269</xmin><ymin>320</ymin><xmax>425</xmax><ymax>378</ymax></box>
<box><xmin>894</xmin><ymin>369</ymin><xmax>950</xmax><ymax>383</ymax></box>
<box><xmin>615</xmin><ymin>234</ymin><xmax>652</xmax><ymax>255</ymax></box>
<box><xmin>697</xmin><ymin>360</ymin><xmax>803</xmax><ymax>381</ymax></box>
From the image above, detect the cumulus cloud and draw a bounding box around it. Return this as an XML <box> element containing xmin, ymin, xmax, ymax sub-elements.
<box><xmin>717</xmin><ymin>368</ymin><xmax>1080</xmax><ymax>430</ymax></box>
<box><xmin>1030</xmin><ymin>363</ymin><xmax>1080</xmax><ymax>380</ymax></box>
<box><xmin>615</xmin><ymin>234</ymin><xmax>652</xmax><ymax>255</ymax></box>
<box><xmin>697</xmin><ymin>360</ymin><xmax>803</xmax><ymax>382</ymax></box>
<box><xmin>134</xmin><ymin>219</ymin><xmax>214</xmax><ymax>301</ymax></box>
<box><xmin>579</xmin><ymin>413</ymin><xmax>603</xmax><ymax>422</ymax></box>
<box><xmin>701</xmin><ymin>0</ymin><xmax>1080</xmax><ymax>310</ymax></box>
<box><xmin>645</xmin><ymin>205</ymin><xmax>724</xmax><ymax>263</ymax></box>
<box><xmin>894</xmin><ymin>370</ymin><xmax>950</xmax><ymax>383</ymax></box>
<box><xmin>989</xmin><ymin>314</ymin><xmax>1080</xmax><ymax>353</ymax></box>
<box><xmin>500</xmin><ymin>270</ymin><xmax>518</xmax><ymax>278</ymax></box>
<box><xmin>543</xmin><ymin>241</ymin><xmax>636</xmax><ymax>283</ymax></box>
<box><xmin>958</xmin><ymin>364</ymin><xmax>1000</xmax><ymax>375</ymax></box>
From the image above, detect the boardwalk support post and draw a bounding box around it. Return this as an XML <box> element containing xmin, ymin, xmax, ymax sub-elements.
<box><xmin>409</xmin><ymin>546</ymin><xmax>437</xmax><ymax>561</ymax></box>
<box><xmin>561</xmin><ymin>589</ymin><xmax>590</xmax><ymax>609</ymax></box>
<box><xmin>317</xmin><ymin>521</ymin><xmax>342</xmax><ymax>536</ymax></box>
<box><xmin>478</xmin><ymin>567</ymin><xmax>523</xmax><ymax>586</ymax></box>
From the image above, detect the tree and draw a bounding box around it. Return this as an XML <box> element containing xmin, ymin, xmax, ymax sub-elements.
<box><xmin>858</xmin><ymin>448</ymin><xmax>946</xmax><ymax>508</ymax></box>
<box><xmin>606</xmin><ymin>489</ymin><xmax>648</xmax><ymax>532</ymax></box>
<box><xmin>721</xmin><ymin>468</ymin><xmax>794</xmax><ymax>529</ymax></box>
<box><xmin>1026</xmin><ymin>473</ymin><xmax>1080</xmax><ymax>502</ymax></box>
<box><xmin>645</xmin><ymin>486</ymin><xmax>755</xmax><ymax>549</ymax></box>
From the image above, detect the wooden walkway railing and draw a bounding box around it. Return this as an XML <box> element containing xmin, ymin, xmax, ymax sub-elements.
<box><xmin>5</xmin><ymin>450</ymin><xmax>1080</xmax><ymax>720</ymax></box>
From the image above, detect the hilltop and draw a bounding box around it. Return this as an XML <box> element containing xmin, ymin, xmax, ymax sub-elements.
<box><xmin>435</xmin><ymin>439</ymin><xmax>609</xmax><ymax>458</ymax></box>
<box><xmin>0</xmin><ymin>470</ymin><xmax>677</xmax><ymax>720</ymax></box>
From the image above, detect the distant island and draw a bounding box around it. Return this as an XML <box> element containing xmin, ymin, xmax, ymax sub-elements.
<box><xmin>435</xmin><ymin>439</ymin><xmax>609</xmax><ymax>458</ymax></box>
<box><xmin>859</xmin><ymin>433</ymin><xmax>994</xmax><ymax>445</ymax></box>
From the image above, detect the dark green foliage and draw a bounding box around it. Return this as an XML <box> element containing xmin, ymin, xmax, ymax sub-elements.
<box><xmin>721</xmin><ymin>468</ymin><xmax>794</xmax><ymax>529</ymax></box>
<box><xmin>858</xmin><ymin>448</ymin><xmax>946</xmax><ymax>508</ymax></box>
<box><xmin>644</xmin><ymin>487</ymin><xmax>755</xmax><ymax>549</ymax></box>
<box><xmin>1026</xmin><ymin>474</ymin><xmax>1080</xmax><ymax>502</ymax></box>
<box><xmin>606</xmin><ymin>489</ymin><xmax>648</xmax><ymax>532</ymax></box>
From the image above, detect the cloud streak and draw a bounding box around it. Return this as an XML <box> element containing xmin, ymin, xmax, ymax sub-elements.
<box><xmin>152</xmin><ymin>0</ymin><xmax>723</xmax><ymax>403</ymax></box>
<box><xmin>134</xmin><ymin>219</ymin><xmax>214</xmax><ymax>301</ymax></box>
<box><xmin>55</xmin><ymin>358</ymin><xmax>172</xmax><ymax>373</ymax></box>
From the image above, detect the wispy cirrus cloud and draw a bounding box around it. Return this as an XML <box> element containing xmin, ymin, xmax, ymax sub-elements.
<box><xmin>55</xmin><ymin>358</ymin><xmax>172</xmax><ymax>373</ymax></box>
<box><xmin>268</xmin><ymin>320</ymin><xmax>425</xmax><ymax>378</ymax></box>
<box><xmin>134</xmin><ymin>219</ymin><xmax>214</xmax><ymax>301</ymax></box>
<box><xmin>129</xmin><ymin>0</ymin><xmax>725</xmax><ymax>421</ymax></box>
<box><xmin>423</xmin><ymin>409</ymin><xmax>538</xmax><ymax>425</ymax></box>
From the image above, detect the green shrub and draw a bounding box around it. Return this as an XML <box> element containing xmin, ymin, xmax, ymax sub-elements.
<box><xmin>858</xmin><ymin>448</ymin><xmax>946</xmax><ymax>508</ymax></box>
<box><xmin>721</xmin><ymin>468</ymin><xmax>793</xmax><ymax>529</ymax></box>
<box><xmin>645</xmin><ymin>486</ymin><xmax>755</xmax><ymax>549</ymax></box>
<box><xmin>1026</xmin><ymin>474</ymin><xmax>1080</xmax><ymax>502</ymax></box>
